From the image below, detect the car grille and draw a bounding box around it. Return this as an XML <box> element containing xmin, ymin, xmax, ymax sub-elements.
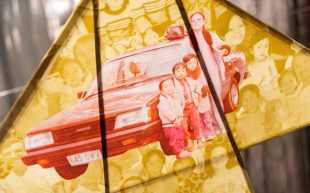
<box><xmin>52</xmin><ymin>117</ymin><xmax>116</xmax><ymax>145</ymax></box>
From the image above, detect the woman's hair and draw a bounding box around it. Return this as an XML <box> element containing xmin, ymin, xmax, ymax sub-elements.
<box><xmin>201</xmin><ymin>84</ymin><xmax>210</xmax><ymax>98</ymax></box>
<box><xmin>215</xmin><ymin>11</ymin><xmax>235</xmax><ymax>39</ymax></box>
<box><xmin>183</xmin><ymin>54</ymin><xmax>201</xmax><ymax>80</ymax></box>
<box><xmin>190</xmin><ymin>12</ymin><xmax>213</xmax><ymax>46</ymax></box>
<box><xmin>142</xmin><ymin>149</ymin><xmax>166</xmax><ymax>168</ymax></box>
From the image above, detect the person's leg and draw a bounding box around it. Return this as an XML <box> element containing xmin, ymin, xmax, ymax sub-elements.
<box><xmin>210</xmin><ymin>97</ymin><xmax>225</xmax><ymax>135</ymax></box>
<box><xmin>182</xmin><ymin>105</ymin><xmax>193</xmax><ymax>151</ymax></box>
<box><xmin>189</xmin><ymin>104</ymin><xmax>203</xmax><ymax>148</ymax></box>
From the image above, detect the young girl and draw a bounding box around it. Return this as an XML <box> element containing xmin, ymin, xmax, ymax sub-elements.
<box><xmin>236</xmin><ymin>84</ymin><xmax>266</xmax><ymax>146</ymax></box>
<box><xmin>243</xmin><ymin>32</ymin><xmax>280</xmax><ymax>101</ymax></box>
<box><xmin>157</xmin><ymin>78</ymin><xmax>191</xmax><ymax>158</ymax></box>
<box><xmin>183</xmin><ymin>54</ymin><xmax>216</xmax><ymax>139</ymax></box>
<box><xmin>278</xmin><ymin>69</ymin><xmax>301</xmax><ymax>129</ymax></box>
<box><xmin>172</xmin><ymin>62</ymin><xmax>203</xmax><ymax>150</ymax></box>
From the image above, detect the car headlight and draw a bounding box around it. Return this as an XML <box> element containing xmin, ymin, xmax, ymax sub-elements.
<box><xmin>115</xmin><ymin>107</ymin><xmax>151</xmax><ymax>129</ymax></box>
<box><xmin>25</xmin><ymin>132</ymin><xmax>54</xmax><ymax>150</ymax></box>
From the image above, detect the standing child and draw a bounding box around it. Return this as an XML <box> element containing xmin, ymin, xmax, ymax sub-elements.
<box><xmin>172</xmin><ymin>62</ymin><xmax>203</xmax><ymax>150</ymax></box>
<box><xmin>157</xmin><ymin>78</ymin><xmax>191</xmax><ymax>158</ymax></box>
<box><xmin>199</xmin><ymin>84</ymin><xmax>215</xmax><ymax>141</ymax></box>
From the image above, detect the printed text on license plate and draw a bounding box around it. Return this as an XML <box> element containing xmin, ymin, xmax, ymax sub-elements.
<box><xmin>67</xmin><ymin>150</ymin><xmax>102</xmax><ymax>166</ymax></box>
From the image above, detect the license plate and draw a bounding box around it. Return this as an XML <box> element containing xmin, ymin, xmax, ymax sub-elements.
<box><xmin>67</xmin><ymin>150</ymin><xmax>103</xmax><ymax>166</ymax></box>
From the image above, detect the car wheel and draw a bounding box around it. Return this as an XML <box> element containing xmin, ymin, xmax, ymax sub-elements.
<box><xmin>55</xmin><ymin>164</ymin><xmax>88</xmax><ymax>180</ymax></box>
<box><xmin>224</xmin><ymin>78</ymin><xmax>239</xmax><ymax>113</ymax></box>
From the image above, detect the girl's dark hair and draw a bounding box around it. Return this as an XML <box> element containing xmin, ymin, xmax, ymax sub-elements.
<box><xmin>183</xmin><ymin>54</ymin><xmax>201</xmax><ymax>80</ymax></box>
<box><xmin>172</xmin><ymin>62</ymin><xmax>186</xmax><ymax>74</ymax></box>
<box><xmin>190</xmin><ymin>12</ymin><xmax>213</xmax><ymax>46</ymax></box>
<box><xmin>249</xmin><ymin>31</ymin><xmax>269</xmax><ymax>50</ymax></box>
<box><xmin>239</xmin><ymin>84</ymin><xmax>260</xmax><ymax>100</ymax></box>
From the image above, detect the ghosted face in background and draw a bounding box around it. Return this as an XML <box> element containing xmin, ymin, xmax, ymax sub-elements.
<box><xmin>224</xmin><ymin>15</ymin><xmax>245</xmax><ymax>46</ymax></box>
<box><xmin>210</xmin><ymin>146</ymin><xmax>228</xmax><ymax>170</ymax></box>
<box><xmin>241</xmin><ymin>89</ymin><xmax>259</xmax><ymax>113</ymax></box>
<box><xmin>292</xmin><ymin>53</ymin><xmax>310</xmax><ymax>85</ymax></box>
<box><xmin>190</xmin><ymin>13</ymin><xmax>205</xmax><ymax>32</ymax></box>
<box><xmin>252</xmin><ymin>38</ymin><xmax>269</xmax><ymax>61</ymax></box>
<box><xmin>279</xmin><ymin>72</ymin><xmax>298</xmax><ymax>96</ymax></box>
<box><xmin>144</xmin><ymin>153</ymin><xmax>165</xmax><ymax>178</ymax></box>
<box><xmin>60</xmin><ymin>60</ymin><xmax>84</xmax><ymax>88</ymax></box>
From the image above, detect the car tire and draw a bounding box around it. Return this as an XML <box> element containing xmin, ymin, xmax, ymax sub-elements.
<box><xmin>224</xmin><ymin>78</ymin><xmax>239</xmax><ymax>113</ymax></box>
<box><xmin>55</xmin><ymin>164</ymin><xmax>88</xmax><ymax>180</ymax></box>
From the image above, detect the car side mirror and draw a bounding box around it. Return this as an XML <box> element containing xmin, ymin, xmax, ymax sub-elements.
<box><xmin>77</xmin><ymin>91</ymin><xmax>87</xmax><ymax>99</ymax></box>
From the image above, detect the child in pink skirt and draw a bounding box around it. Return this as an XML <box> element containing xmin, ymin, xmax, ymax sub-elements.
<box><xmin>199</xmin><ymin>84</ymin><xmax>216</xmax><ymax>141</ymax></box>
<box><xmin>172</xmin><ymin>62</ymin><xmax>203</xmax><ymax>150</ymax></box>
<box><xmin>157</xmin><ymin>78</ymin><xmax>191</xmax><ymax>158</ymax></box>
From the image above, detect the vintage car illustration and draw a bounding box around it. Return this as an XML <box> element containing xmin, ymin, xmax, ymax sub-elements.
<box><xmin>22</xmin><ymin>26</ymin><xmax>247</xmax><ymax>180</ymax></box>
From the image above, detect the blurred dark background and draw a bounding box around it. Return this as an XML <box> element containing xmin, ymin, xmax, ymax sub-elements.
<box><xmin>0</xmin><ymin>0</ymin><xmax>309</xmax><ymax>192</ymax></box>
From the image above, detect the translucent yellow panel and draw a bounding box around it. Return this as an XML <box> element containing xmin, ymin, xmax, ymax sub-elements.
<box><xmin>181</xmin><ymin>0</ymin><xmax>310</xmax><ymax>149</ymax></box>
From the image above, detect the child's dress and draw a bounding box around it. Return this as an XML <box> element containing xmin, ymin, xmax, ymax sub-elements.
<box><xmin>157</xmin><ymin>94</ymin><xmax>185</xmax><ymax>155</ymax></box>
<box><xmin>173</xmin><ymin>77</ymin><xmax>202</xmax><ymax>141</ymax></box>
<box><xmin>198</xmin><ymin>85</ymin><xmax>215</xmax><ymax>140</ymax></box>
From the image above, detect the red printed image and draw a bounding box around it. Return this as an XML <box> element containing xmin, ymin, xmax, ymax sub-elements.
<box><xmin>21</xmin><ymin>22</ymin><xmax>247</xmax><ymax>179</ymax></box>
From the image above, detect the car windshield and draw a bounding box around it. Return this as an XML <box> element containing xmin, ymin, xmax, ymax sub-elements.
<box><xmin>86</xmin><ymin>43</ymin><xmax>184</xmax><ymax>96</ymax></box>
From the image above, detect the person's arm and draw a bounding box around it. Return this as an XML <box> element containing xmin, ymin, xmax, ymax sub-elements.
<box><xmin>158</xmin><ymin>99</ymin><xmax>178</xmax><ymax>122</ymax></box>
<box><xmin>211</xmin><ymin>32</ymin><xmax>230</xmax><ymax>56</ymax></box>
<box><xmin>220</xmin><ymin>60</ymin><xmax>226</xmax><ymax>81</ymax></box>
<box><xmin>269</xmin><ymin>59</ymin><xmax>279</xmax><ymax>77</ymax></box>
<box><xmin>210</xmin><ymin>32</ymin><xmax>227</xmax><ymax>81</ymax></box>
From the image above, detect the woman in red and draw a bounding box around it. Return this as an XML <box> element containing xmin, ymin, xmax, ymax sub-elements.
<box><xmin>189</xmin><ymin>12</ymin><xmax>230</xmax><ymax>134</ymax></box>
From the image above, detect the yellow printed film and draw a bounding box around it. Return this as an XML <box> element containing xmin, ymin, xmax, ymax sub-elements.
<box><xmin>182</xmin><ymin>0</ymin><xmax>310</xmax><ymax>149</ymax></box>
<box><xmin>7</xmin><ymin>0</ymin><xmax>310</xmax><ymax>192</ymax></box>
<box><xmin>0</xmin><ymin>0</ymin><xmax>105</xmax><ymax>192</ymax></box>
<box><xmin>96</xmin><ymin>0</ymin><xmax>251</xmax><ymax>192</ymax></box>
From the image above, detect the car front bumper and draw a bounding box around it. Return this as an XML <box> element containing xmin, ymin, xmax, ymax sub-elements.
<box><xmin>22</xmin><ymin>120</ymin><xmax>162</xmax><ymax>168</ymax></box>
